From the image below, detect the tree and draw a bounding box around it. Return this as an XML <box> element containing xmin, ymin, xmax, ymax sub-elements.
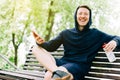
<box><xmin>0</xmin><ymin>0</ymin><xmax>31</xmax><ymax>66</ymax></box>
<box><xmin>44</xmin><ymin>0</ymin><xmax>55</xmax><ymax>41</ymax></box>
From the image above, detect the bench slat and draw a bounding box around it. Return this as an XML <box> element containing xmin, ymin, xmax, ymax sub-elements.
<box><xmin>90</xmin><ymin>67</ymin><xmax>120</xmax><ymax>74</ymax></box>
<box><xmin>87</xmin><ymin>72</ymin><xmax>120</xmax><ymax>79</ymax></box>
<box><xmin>85</xmin><ymin>76</ymin><xmax>113</xmax><ymax>80</ymax></box>
<box><xmin>0</xmin><ymin>70</ymin><xmax>43</xmax><ymax>80</ymax></box>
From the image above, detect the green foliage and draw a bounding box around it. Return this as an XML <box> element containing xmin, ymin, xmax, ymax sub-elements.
<box><xmin>29</xmin><ymin>0</ymin><xmax>49</xmax><ymax>36</ymax></box>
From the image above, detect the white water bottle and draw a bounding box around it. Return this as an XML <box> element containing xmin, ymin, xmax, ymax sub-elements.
<box><xmin>103</xmin><ymin>44</ymin><xmax>116</xmax><ymax>62</ymax></box>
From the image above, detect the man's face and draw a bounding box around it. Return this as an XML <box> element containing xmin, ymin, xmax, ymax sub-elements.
<box><xmin>76</xmin><ymin>8</ymin><xmax>90</xmax><ymax>27</ymax></box>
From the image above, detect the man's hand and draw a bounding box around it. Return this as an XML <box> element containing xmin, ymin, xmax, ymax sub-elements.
<box><xmin>103</xmin><ymin>40</ymin><xmax>117</xmax><ymax>52</ymax></box>
<box><xmin>32</xmin><ymin>31</ymin><xmax>45</xmax><ymax>44</ymax></box>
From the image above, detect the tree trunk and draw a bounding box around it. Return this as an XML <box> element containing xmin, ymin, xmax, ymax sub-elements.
<box><xmin>12</xmin><ymin>33</ymin><xmax>18</xmax><ymax>65</ymax></box>
<box><xmin>14</xmin><ymin>45</ymin><xmax>18</xmax><ymax>65</ymax></box>
<box><xmin>45</xmin><ymin>0</ymin><xmax>55</xmax><ymax>41</ymax></box>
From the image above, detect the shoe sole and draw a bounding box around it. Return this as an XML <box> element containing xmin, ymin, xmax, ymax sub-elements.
<box><xmin>55</xmin><ymin>75</ymin><xmax>71</xmax><ymax>80</ymax></box>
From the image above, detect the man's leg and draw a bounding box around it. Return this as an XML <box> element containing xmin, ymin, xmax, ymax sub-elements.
<box><xmin>44</xmin><ymin>71</ymin><xmax>52</xmax><ymax>80</ymax></box>
<box><xmin>32</xmin><ymin>46</ymin><xmax>73</xmax><ymax>80</ymax></box>
<box><xmin>44</xmin><ymin>67</ymin><xmax>73</xmax><ymax>80</ymax></box>
<box><xmin>32</xmin><ymin>45</ymin><xmax>58</xmax><ymax>72</ymax></box>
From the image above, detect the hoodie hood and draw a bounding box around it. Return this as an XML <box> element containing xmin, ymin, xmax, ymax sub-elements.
<box><xmin>74</xmin><ymin>5</ymin><xmax>92</xmax><ymax>33</ymax></box>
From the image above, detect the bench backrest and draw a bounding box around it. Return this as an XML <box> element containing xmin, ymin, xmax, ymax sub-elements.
<box><xmin>23</xmin><ymin>47</ymin><xmax>120</xmax><ymax>80</ymax></box>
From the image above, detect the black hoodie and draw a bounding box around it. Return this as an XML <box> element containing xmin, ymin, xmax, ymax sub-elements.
<box><xmin>39</xmin><ymin>6</ymin><xmax>120</xmax><ymax>64</ymax></box>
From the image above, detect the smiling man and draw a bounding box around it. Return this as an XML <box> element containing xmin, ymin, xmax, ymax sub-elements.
<box><xmin>76</xmin><ymin>6</ymin><xmax>90</xmax><ymax>30</ymax></box>
<box><xmin>32</xmin><ymin>5</ymin><xmax>120</xmax><ymax>80</ymax></box>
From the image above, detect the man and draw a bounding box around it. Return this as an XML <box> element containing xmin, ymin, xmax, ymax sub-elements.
<box><xmin>32</xmin><ymin>5</ymin><xmax>120</xmax><ymax>80</ymax></box>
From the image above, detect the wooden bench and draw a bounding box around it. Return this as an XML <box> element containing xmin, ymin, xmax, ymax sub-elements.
<box><xmin>23</xmin><ymin>47</ymin><xmax>120</xmax><ymax>80</ymax></box>
<box><xmin>0</xmin><ymin>47</ymin><xmax>120</xmax><ymax>80</ymax></box>
<box><xmin>0</xmin><ymin>70</ymin><xmax>44</xmax><ymax>80</ymax></box>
